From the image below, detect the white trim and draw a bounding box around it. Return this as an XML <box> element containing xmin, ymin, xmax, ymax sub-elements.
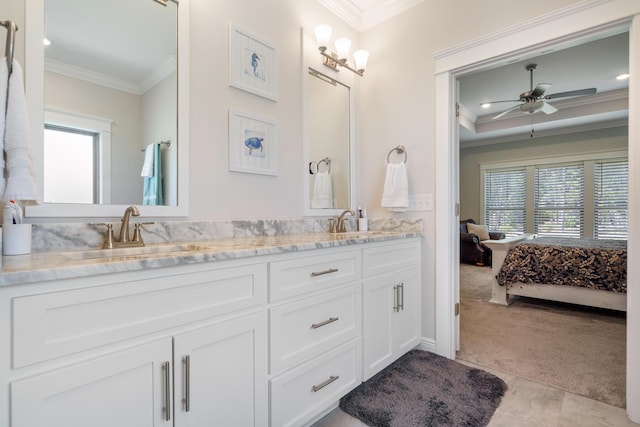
<box><xmin>433</xmin><ymin>1</ymin><xmax>640</xmax><ymax>421</ymax></box>
<box><xmin>45</xmin><ymin>58</ymin><xmax>141</xmax><ymax>95</ymax></box>
<box><xmin>416</xmin><ymin>337</ymin><xmax>436</xmax><ymax>354</ymax></box>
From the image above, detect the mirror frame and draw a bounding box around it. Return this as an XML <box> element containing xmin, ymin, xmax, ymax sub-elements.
<box><xmin>24</xmin><ymin>0</ymin><xmax>189</xmax><ymax>218</ymax></box>
<box><xmin>302</xmin><ymin>29</ymin><xmax>357</xmax><ymax>217</ymax></box>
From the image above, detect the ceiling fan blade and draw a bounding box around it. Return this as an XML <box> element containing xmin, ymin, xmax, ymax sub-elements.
<box><xmin>480</xmin><ymin>99</ymin><xmax>521</xmax><ymax>105</ymax></box>
<box><xmin>540</xmin><ymin>102</ymin><xmax>558</xmax><ymax>115</ymax></box>
<box><xmin>530</xmin><ymin>83</ymin><xmax>552</xmax><ymax>98</ymax></box>
<box><xmin>492</xmin><ymin>104</ymin><xmax>522</xmax><ymax>120</ymax></box>
<box><xmin>544</xmin><ymin>88</ymin><xmax>597</xmax><ymax>100</ymax></box>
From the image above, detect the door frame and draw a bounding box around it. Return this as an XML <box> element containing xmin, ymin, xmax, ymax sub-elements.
<box><xmin>433</xmin><ymin>0</ymin><xmax>640</xmax><ymax>420</ymax></box>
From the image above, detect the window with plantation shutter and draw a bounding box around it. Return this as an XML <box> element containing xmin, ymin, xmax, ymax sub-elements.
<box><xmin>594</xmin><ymin>160</ymin><xmax>628</xmax><ymax>239</ymax></box>
<box><xmin>534</xmin><ymin>163</ymin><xmax>584</xmax><ymax>238</ymax></box>
<box><xmin>483</xmin><ymin>168</ymin><xmax>526</xmax><ymax>237</ymax></box>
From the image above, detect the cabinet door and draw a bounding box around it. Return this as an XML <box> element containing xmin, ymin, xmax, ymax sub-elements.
<box><xmin>11</xmin><ymin>338</ymin><xmax>173</xmax><ymax>427</ymax></box>
<box><xmin>392</xmin><ymin>268</ymin><xmax>421</xmax><ymax>356</ymax></box>
<box><xmin>362</xmin><ymin>268</ymin><xmax>421</xmax><ymax>381</ymax></box>
<box><xmin>362</xmin><ymin>274</ymin><xmax>395</xmax><ymax>380</ymax></box>
<box><xmin>173</xmin><ymin>311</ymin><xmax>268</xmax><ymax>427</ymax></box>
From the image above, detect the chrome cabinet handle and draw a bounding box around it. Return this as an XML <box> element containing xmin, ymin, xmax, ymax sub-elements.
<box><xmin>311</xmin><ymin>268</ymin><xmax>339</xmax><ymax>277</ymax></box>
<box><xmin>311</xmin><ymin>375</ymin><xmax>339</xmax><ymax>392</ymax></box>
<box><xmin>311</xmin><ymin>317</ymin><xmax>339</xmax><ymax>329</ymax></box>
<box><xmin>162</xmin><ymin>361</ymin><xmax>171</xmax><ymax>421</ymax></box>
<box><xmin>393</xmin><ymin>284</ymin><xmax>399</xmax><ymax>312</ymax></box>
<box><xmin>182</xmin><ymin>355</ymin><xmax>191</xmax><ymax>412</ymax></box>
<box><xmin>399</xmin><ymin>282</ymin><xmax>404</xmax><ymax>311</ymax></box>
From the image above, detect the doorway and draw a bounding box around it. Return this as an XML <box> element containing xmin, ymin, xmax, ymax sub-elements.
<box><xmin>433</xmin><ymin>3</ymin><xmax>639</xmax><ymax>419</ymax></box>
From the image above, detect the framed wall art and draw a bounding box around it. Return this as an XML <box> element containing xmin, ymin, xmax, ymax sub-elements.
<box><xmin>229</xmin><ymin>24</ymin><xmax>278</xmax><ymax>101</ymax></box>
<box><xmin>228</xmin><ymin>109</ymin><xmax>278</xmax><ymax>176</ymax></box>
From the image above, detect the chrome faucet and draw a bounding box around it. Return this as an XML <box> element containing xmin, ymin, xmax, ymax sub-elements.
<box><xmin>332</xmin><ymin>209</ymin><xmax>357</xmax><ymax>233</ymax></box>
<box><xmin>118</xmin><ymin>205</ymin><xmax>140</xmax><ymax>243</ymax></box>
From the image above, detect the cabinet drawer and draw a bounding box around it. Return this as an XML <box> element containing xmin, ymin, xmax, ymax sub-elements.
<box><xmin>270</xmin><ymin>286</ymin><xmax>361</xmax><ymax>373</ymax></box>
<box><xmin>12</xmin><ymin>263</ymin><xmax>267</xmax><ymax>368</ymax></box>
<box><xmin>270</xmin><ymin>339</ymin><xmax>362</xmax><ymax>427</ymax></box>
<box><xmin>269</xmin><ymin>250</ymin><xmax>361</xmax><ymax>301</ymax></box>
<box><xmin>363</xmin><ymin>240</ymin><xmax>419</xmax><ymax>278</ymax></box>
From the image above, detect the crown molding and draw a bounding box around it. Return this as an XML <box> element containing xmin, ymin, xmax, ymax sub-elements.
<box><xmin>45</xmin><ymin>58</ymin><xmax>141</xmax><ymax>95</ymax></box>
<box><xmin>318</xmin><ymin>0</ymin><xmax>424</xmax><ymax>31</ymax></box>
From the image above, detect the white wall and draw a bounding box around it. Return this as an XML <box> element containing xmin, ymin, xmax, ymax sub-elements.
<box><xmin>186</xmin><ymin>0</ymin><xmax>360</xmax><ymax>220</ymax></box>
<box><xmin>460</xmin><ymin>126</ymin><xmax>628</xmax><ymax>221</ymax></box>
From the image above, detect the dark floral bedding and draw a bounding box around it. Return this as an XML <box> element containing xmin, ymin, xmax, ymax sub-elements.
<box><xmin>496</xmin><ymin>237</ymin><xmax>627</xmax><ymax>292</ymax></box>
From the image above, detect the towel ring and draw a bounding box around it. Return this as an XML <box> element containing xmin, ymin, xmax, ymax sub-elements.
<box><xmin>318</xmin><ymin>157</ymin><xmax>331</xmax><ymax>173</ymax></box>
<box><xmin>387</xmin><ymin>145</ymin><xmax>407</xmax><ymax>164</ymax></box>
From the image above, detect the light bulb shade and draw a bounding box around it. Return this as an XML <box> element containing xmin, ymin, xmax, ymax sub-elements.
<box><xmin>334</xmin><ymin>37</ymin><xmax>352</xmax><ymax>60</ymax></box>
<box><xmin>353</xmin><ymin>49</ymin><xmax>369</xmax><ymax>71</ymax></box>
<box><xmin>314</xmin><ymin>25</ymin><xmax>332</xmax><ymax>50</ymax></box>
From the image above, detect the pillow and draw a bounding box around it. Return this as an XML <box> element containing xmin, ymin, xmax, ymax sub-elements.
<box><xmin>466</xmin><ymin>223</ymin><xmax>490</xmax><ymax>241</ymax></box>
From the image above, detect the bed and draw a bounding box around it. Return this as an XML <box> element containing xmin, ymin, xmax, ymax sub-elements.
<box><xmin>483</xmin><ymin>236</ymin><xmax>627</xmax><ymax>311</ymax></box>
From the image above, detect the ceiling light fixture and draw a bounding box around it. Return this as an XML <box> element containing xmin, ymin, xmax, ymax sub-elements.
<box><xmin>616</xmin><ymin>73</ymin><xmax>630</xmax><ymax>80</ymax></box>
<box><xmin>481</xmin><ymin>103</ymin><xmax>491</xmax><ymax>109</ymax></box>
<box><xmin>314</xmin><ymin>25</ymin><xmax>369</xmax><ymax>76</ymax></box>
<box><xmin>43</xmin><ymin>37</ymin><xmax>51</xmax><ymax>46</ymax></box>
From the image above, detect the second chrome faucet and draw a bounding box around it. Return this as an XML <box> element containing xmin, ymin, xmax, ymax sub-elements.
<box><xmin>329</xmin><ymin>209</ymin><xmax>357</xmax><ymax>233</ymax></box>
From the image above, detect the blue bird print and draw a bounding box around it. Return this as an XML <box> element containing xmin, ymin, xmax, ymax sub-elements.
<box><xmin>245</xmin><ymin>137</ymin><xmax>264</xmax><ymax>154</ymax></box>
<box><xmin>251</xmin><ymin>52</ymin><xmax>260</xmax><ymax>77</ymax></box>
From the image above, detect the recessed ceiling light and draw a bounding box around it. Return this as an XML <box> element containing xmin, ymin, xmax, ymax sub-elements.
<box><xmin>616</xmin><ymin>73</ymin><xmax>629</xmax><ymax>80</ymax></box>
<box><xmin>43</xmin><ymin>38</ymin><xmax>51</xmax><ymax>46</ymax></box>
<box><xmin>481</xmin><ymin>103</ymin><xmax>491</xmax><ymax>109</ymax></box>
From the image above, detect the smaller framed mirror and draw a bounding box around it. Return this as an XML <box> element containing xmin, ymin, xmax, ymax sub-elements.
<box><xmin>303</xmin><ymin>66</ymin><xmax>356</xmax><ymax>216</ymax></box>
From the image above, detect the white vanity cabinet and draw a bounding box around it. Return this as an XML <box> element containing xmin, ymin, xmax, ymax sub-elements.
<box><xmin>4</xmin><ymin>260</ymin><xmax>268</xmax><ymax>427</ymax></box>
<box><xmin>362</xmin><ymin>240</ymin><xmax>422</xmax><ymax>380</ymax></box>
<box><xmin>1</xmin><ymin>235</ymin><xmax>422</xmax><ymax>427</ymax></box>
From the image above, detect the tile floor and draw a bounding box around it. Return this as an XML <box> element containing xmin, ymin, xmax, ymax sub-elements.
<box><xmin>312</xmin><ymin>360</ymin><xmax>637</xmax><ymax>427</ymax></box>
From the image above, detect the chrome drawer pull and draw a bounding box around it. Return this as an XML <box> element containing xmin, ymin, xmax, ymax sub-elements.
<box><xmin>311</xmin><ymin>268</ymin><xmax>339</xmax><ymax>277</ymax></box>
<box><xmin>182</xmin><ymin>355</ymin><xmax>191</xmax><ymax>412</ymax></box>
<box><xmin>311</xmin><ymin>375</ymin><xmax>340</xmax><ymax>392</ymax></box>
<box><xmin>311</xmin><ymin>317</ymin><xmax>339</xmax><ymax>329</ymax></box>
<box><xmin>399</xmin><ymin>282</ymin><xmax>404</xmax><ymax>311</ymax></box>
<box><xmin>162</xmin><ymin>361</ymin><xmax>171</xmax><ymax>421</ymax></box>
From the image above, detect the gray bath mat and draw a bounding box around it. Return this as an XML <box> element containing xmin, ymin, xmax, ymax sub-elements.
<box><xmin>340</xmin><ymin>350</ymin><xmax>507</xmax><ymax>426</ymax></box>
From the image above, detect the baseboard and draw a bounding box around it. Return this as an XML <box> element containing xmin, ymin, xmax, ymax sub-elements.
<box><xmin>416</xmin><ymin>337</ymin><xmax>436</xmax><ymax>353</ymax></box>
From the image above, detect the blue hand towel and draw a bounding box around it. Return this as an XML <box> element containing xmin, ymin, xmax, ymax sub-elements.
<box><xmin>143</xmin><ymin>143</ymin><xmax>164</xmax><ymax>205</ymax></box>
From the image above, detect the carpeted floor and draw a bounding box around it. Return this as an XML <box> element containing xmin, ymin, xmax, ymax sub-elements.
<box><xmin>457</xmin><ymin>263</ymin><xmax>627</xmax><ymax>408</ymax></box>
<box><xmin>340</xmin><ymin>350</ymin><xmax>507</xmax><ymax>427</ymax></box>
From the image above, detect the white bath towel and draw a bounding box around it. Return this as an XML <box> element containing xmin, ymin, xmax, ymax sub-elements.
<box><xmin>311</xmin><ymin>171</ymin><xmax>333</xmax><ymax>209</ymax></box>
<box><xmin>140</xmin><ymin>143</ymin><xmax>155</xmax><ymax>177</ymax></box>
<box><xmin>1</xmin><ymin>59</ymin><xmax>38</xmax><ymax>205</ymax></box>
<box><xmin>381</xmin><ymin>162</ymin><xmax>409</xmax><ymax>212</ymax></box>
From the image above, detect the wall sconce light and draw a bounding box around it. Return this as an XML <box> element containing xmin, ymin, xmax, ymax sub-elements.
<box><xmin>314</xmin><ymin>25</ymin><xmax>369</xmax><ymax>76</ymax></box>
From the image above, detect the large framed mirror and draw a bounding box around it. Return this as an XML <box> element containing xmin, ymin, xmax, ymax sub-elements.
<box><xmin>24</xmin><ymin>0</ymin><xmax>189</xmax><ymax>218</ymax></box>
<box><xmin>303</xmin><ymin>60</ymin><xmax>356</xmax><ymax>217</ymax></box>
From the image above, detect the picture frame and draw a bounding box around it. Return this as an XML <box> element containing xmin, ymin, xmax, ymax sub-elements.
<box><xmin>229</xmin><ymin>24</ymin><xmax>278</xmax><ymax>101</ymax></box>
<box><xmin>228</xmin><ymin>109</ymin><xmax>278</xmax><ymax>176</ymax></box>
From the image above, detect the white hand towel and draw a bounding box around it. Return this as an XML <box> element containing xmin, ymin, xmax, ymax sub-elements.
<box><xmin>140</xmin><ymin>143</ymin><xmax>155</xmax><ymax>177</ymax></box>
<box><xmin>311</xmin><ymin>171</ymin><xmax>333</xmax><ymax>209</ymax></box>
<box><xmin>2</xmin><ymin>59</ymin><xmax>38</xmax><ymax>205</ymax></box>
<box><xmin>381</xmin><ymin>162</ymin><xmax>409</xmax><ymax>212</ymax></box>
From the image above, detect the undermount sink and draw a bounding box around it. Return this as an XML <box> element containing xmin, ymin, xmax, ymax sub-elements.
<box><xmin>61</xmin><ymin>243</ymin><xmax>200</xmax><ymax>260</ymax></box>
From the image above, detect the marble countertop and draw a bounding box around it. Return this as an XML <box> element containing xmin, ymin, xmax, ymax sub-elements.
<box><xmin>0</xmin><ymin>230</ymin><xmax>421</xmax><ymax>287</ymax></box>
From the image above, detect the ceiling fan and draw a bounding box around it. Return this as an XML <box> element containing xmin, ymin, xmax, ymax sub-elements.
<box><xmin>486</xmin><ymin>64</ymin><xmax>597</xmax><ymax>120</ymax></box>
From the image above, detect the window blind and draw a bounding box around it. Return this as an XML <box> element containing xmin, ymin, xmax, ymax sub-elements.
<box><xmin>534</xmin><ymin>163</ymin><xmax>584</xmax><ymax>238</ymax></box>
<box><xmin>484</xmin><ymin>168</ymin><xmax>526</xmax><ymax>236</ymax></box>
<box><xmin>594</xmin><ymin>160</ymin><xmax>628</xmax><ymax>239</ymax></box>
